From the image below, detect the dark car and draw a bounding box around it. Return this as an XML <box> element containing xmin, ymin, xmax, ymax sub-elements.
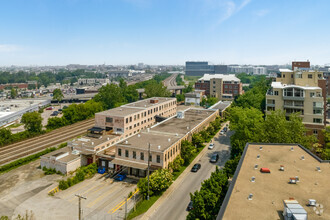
<box><xmin>223</xmin><ymin>127</ymin><xmax>228</xmax><ymax>132</ymax></box>
<box><xmin>58</xmin><ymin>108</ymin><xmax>62</xmax><ymax>112</ymax></box>
<box><xmin>187</xmin><ymin>201</ymin><xmax>193</xmax><ymax>211</ymax></box>
<box><xmin>63</xmin><ymin>105</ymin><xmax>68</xmax><ymax>109</ymax></box>
<box><xmin>50</xmin><ymin>111</ymin><xmax>59</xmax><ymax>116</ymax></box>
<box><xmin>210</xmin><ymin>153</ymin><xmax>219</xmax><ymax>163</ymax></box>
<box><xmin>191</xmin><ymin>163</ymin><xmax>201</xmax><ymax>172</ymax></box>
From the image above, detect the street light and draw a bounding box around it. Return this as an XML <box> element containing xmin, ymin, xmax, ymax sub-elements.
<box><xmin>75</xmin><ymin>194</ymin><xmax>87</xmax><ymax>220</ymax></box>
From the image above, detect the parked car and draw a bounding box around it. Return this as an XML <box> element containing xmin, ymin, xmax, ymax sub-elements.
<box><xmin>210</xmin><ymin>153</ymin><xmax>219</xmax><ymax>163</ymax></box>
<box><xmin>115</xmin><ymin>174</ymin><xmax>127</xmax><ymax>181</ymax></box>
<box><xmin>187</xmin><ymin>201</ymin><xmax>193</xmax><ymax>211</ymax></box>
<box><xmin>58</xmin><ymin>108</ymin><xmax>62</xmax><ymax>112</ymax></box>
<box><xmin>191</xmin><ymin>163</ymin><xmax>201</xmax><ymax>172</ymax></box>
<box><xmin>50</xmin><ymin>111</ymin><xmax>59</xmax><ymax>116</ymax></box>
<box><xmin>208</xmin><ymin>143</ymin><xmax>214</xmax><ymax>149</ymax></box>
<box><xmin>223</xmin><ymin>127</ymin><xmax>228</xmax><ymax>132</ymax></box>
<box><xmin>46</xmin><ymin>106</ymin><xmax>54</xmax><ymax>110</ymax></box>
<box><xmin>63</xmin><ymin>105</ymin><xmax>68</xmax><ymax>109</ymax></box>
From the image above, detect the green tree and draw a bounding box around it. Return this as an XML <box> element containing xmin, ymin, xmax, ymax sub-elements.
<box><xmin>144</xmin><ymin>81</ymin><xmax>170</xmax><ymax>98</ymax></box>
<box><xmin>21</xmin><ymin>112</ymin><xmax>43</xmax><ymax>133</ymax></box>
<box><xmin>176</xmin><ymin>94</ymin><xmax>185</xmax><ymax>102</ymax></box>
<box><xmin>94</xmin><ymin>83</ymin><xmax>125</xmax><ymax>109</ymax></box>
<box><xmin>192</xmin><ymin>133</ymin><xmax>204</xmax><ymax>148</ymax></box>
<box><xmin>52</xmin><ymin>88</ymin><xmax>64</xmax><ymax>102</ymax></box>
<box><xmin>168</xmin><ymin>155</ymin><xmax>184</xmax><ymax>172</ymax></box>
<box><xmin>223</xmin><ymin>155</ymin><xmax>241</xmax><ymax>178</ymax></box>
<box><xmin>46</xmin><ymin>117</ymin><xmax>66</xmax><ymax>130</ymax></box>
<box><xmin>180</xmin><ymin>140</ymin><xmax>196</xmax><ymax>165</ymax></box>
<box><xmin>10</xmin><ymin>88</ymin><xmax>17</xmax><ymax>99</ymax></box>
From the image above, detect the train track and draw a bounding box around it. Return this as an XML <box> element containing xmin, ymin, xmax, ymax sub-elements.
<box><xmin>0</xmin><ymin>119</ymin><xmax>94</xmax><ymax>166</ymax></box>
<box><xmin>163</xmin><ymin>74</ymin><xmax>178</xmax><ymax>87</ymax></box>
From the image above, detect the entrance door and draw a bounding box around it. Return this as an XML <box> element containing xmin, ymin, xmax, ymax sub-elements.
<box><xmin>87</xmin><ymin>157</ymin><xmax>93</xmax><ymax>165</ymax></box>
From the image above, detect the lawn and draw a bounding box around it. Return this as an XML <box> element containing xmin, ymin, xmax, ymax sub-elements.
<box><xmin>184</xmin><ymin>75</ymin><xmax>200</xmax><ymax>83</ymax></box>
<box><xmin>127</xmin><ymin>195</ymin><xmax>161</xmax><ymax>220</ymax></box>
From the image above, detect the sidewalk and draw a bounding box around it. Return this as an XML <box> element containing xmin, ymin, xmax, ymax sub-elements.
<box><xmin>140</xmin><ymin>122</ymin><xmax>229</xmax><ymax>220</ymax></box>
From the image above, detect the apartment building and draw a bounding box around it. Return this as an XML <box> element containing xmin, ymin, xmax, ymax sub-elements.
<box><xmin>266</xmin><ymin>68</ymin><xmax>326</xmax><ymax>141</ymax></box>
<box><xmin>195</xmin><ymin>74</ymin><xmax>242</xmax><ymax>100</ymax></box>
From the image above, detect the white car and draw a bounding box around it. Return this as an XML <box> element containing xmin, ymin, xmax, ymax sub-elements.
<box><xmin>208</xmin><ymin>143</ymin><xmax>214</xmax><ymax>149</ymax></box>
<box><xmin>220</xmin><ymin>130</ymin><xmax>225</xmax><ymax>135</ymax></box>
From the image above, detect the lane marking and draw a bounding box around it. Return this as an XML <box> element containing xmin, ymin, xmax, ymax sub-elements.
<box><xmin>68</xmin><ymin>183</ymin><xmax>100</xmax><ymax>202</ymax></box>
<box><xmin>108</xmin><ymin>189</ymin><xmax>139</xmax><ymax>214</ymax></box>
<box><xmin>87</xmin><ymin>184</ymin><xmax>118</xmax><ymax>207</ymax></box>
<box><xmin>63</xmin><ymin>180</ymin><xmax>95</xmax><ymax>199</ymax></box>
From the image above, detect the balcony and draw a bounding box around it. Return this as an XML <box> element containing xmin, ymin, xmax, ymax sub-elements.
<box><xmin>283</xmin><ymin>103</ymin><xmax>304</xmax><ymax>109</ymax></box>
<box><xmin>283</xmin><ymin>96</ymin><xmax>304</xmax><ymax>101</ymax></box>
<box><xmin>266</xmin><ymin>103</ymin><xmax>275</xmax><ymax>107</ymax></box>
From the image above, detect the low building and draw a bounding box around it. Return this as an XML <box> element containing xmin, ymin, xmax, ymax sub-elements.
<box><xmin>100</xmin><ymin>108</ymin><xmax>218</xmax><ymax>177</ymax></box>
<box><xmin>184</xmin><ymin>90</ymin><xmax>205</xmax><ymax>106</ymax></box>
<box><xmin>195</xmin><ymin>74</ymin><xmax>242</xmax><ymax>100</ymax></box>
<box><xmin>217</xmin><ymin>143</ymin><xmax>330</xmax><ymax>220</ymax></box>
<box><xmin>209</xmin><ymin>100</ymin><xmax>232</xmax><ymax>117</ymax></box>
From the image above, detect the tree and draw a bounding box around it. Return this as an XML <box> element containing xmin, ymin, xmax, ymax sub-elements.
<box><xmin>192</xmin><ymin>133</ymin><xmax>204</xmax><ymax>148</ymax></box>
<box><xmin>10</xmin><ymin>88</ymin><xmax>17</xmax><ymax>99</ymax></box>
<box><xmin>168</xmin><ymin>155</ymin><xmax>184</xmax><ymax>172</ymax></box>
<box><xmin>180</xmin><ymin>140</ymin><xmax>196</xmax><ymax>165</ymax></box>
<box><xmin>46</xmin><ymin>117</ymin><xmax>66</xmax><ymax>130</ymax></box>
<box><xmin>176</xmin><ymin>94</ymin><xmax>184</xmax><ymax>102</ymax></box>
<box><xmin>223</xmin><ymin>155</ymin><xmax>241</xmax><ymax>178</ymax></box>
<box><xmin>94</xmin><ymin>83</ymin><xmax>125</xmax><ymax>109</ymax></box>
<box><xmin>21</xmin><ymin>112</ymin><xmax>43</xmax><ymax>133</ymax></box>
<box><xmin>52</xmin><ymin>88</ymin><xmax>64</xmax><ymax>102</ymax></box>
<box><xmin>144</xmin><ymin>81</ymin><xmax>170</xmax><ymax>98</ymax></box>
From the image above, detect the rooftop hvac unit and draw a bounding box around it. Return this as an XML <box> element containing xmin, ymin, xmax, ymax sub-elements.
<box><xmin>125</xmin><ymin>140</ymin><xmax>128</xmax><ymax>144</ymax></box>
<box><xmin>316</xmin><ymin>166</ymin><xmax>321</xmax><ymax>172</ymax></box>
<box><xmin>290</xmin><ymin>178</ymin><xmax>297</xmax><ymax>184</ymax></box>
<box><xmin>280</xmin><ymin>165</ymin><xmax>284</xmax><ymax>171</ymax></box>
<box><xmin>259</xmin><ymin>146</ymin><xmax>263</xmax><ymax>150</ymax></box>
<box><xmin>168</xmin><ymin>138</ymin><xmax>171</xmax><ymax>142</ymax></box>
<box><xmin>309</xmin><ymin>199</ymin><xmax>316</xmax><ymax>206</ymax></box>
<box><xmin>177</xmin><ymin>111</ymin><xmax>184</xmax><ymax>119</ymax></box>
<box><xmin>158</xmin><ymin>145</ymin><xmax>161</xmax><ymax>150</ymax></box>
<box><xmin>257</xmin><ymin>154</ymin><xmax>260</xmax><ymax>159</ymax></box>
<box><xmin>251</xmin><ymin>176</ymin><xmax>255</xmax><ymax>182</ymax></box>
<box><xmin>138</xmin><ymin>134</ymin><xmax>141</xmax><ymax>137</ymax></box>
<box><xmin>290</xmin><ymin>147</ymin><xmax>294</xmax><ymax>151</ymax></box>
<box><xmin>248</xmin><ymin>193</ymin><xmax>253</xmax><ymax>200</ymax></box>
<box><xmin>301</xmin><ymin>155</ymin><xmax>305</xmax><ymax>160</ymax></box>
<box><xmin>254</xmin><ymin>164</ymin><xmax>258</xmax><ymax>169</ymax></box>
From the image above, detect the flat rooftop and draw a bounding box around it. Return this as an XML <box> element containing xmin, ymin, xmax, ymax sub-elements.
<box><xmin>209</xmin><ymin>101</ymin><xmax>231</xmax><ymax>111</ymax></box>
<box><xmin>116</xmin><ymin>108</ymin><xmax>217</xmax><ymax>152</ymax></box>
<box><xmin>0</xmin><ymin>99</ymin><xmax>48</xmax><ymax>119</ymax></box>
<box><xmin>96</xmin><ymin>97</ymin><xmax>176</xmax><ymax>117</ymax></box>
<box><xmin>219</xmin><ymin>144</ymin><xmax>330</xmax><ymax>220</ymax></box>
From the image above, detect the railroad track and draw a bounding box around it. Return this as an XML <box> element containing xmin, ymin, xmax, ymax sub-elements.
<box><xmin>163</xmin><ymin>74</ymin><xmax>178</xmax><ymax>87</ymax></box>
<box><xmin>0</xmin><ymin>119</ymin><xmax>94</xmax><ymax>166</ymax></box>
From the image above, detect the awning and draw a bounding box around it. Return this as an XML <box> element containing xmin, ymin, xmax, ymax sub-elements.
<box><xmin>88</xmin><ymin>127</ymin><xmax>105</xmax><ymax>132</ymax></box>
<box><xmin>111</xmin><ymin>158</ymin><xmax>148</xmax><ymax>170</ymax></box>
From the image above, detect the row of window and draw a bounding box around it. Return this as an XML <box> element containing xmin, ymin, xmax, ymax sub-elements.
<box><xmin>118</xmin><ymin>148</ymin><xmax>161</xmax><ymax>163</ymax></box>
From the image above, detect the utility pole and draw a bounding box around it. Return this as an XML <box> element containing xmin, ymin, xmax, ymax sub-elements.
<box><xmin>147</xmin><ymin>142</ymin><xmax>151</xmax><ymax>200</ymax></box>
<box><xmin>75</xmin><ymin>194</ymin><xmax>87</xmax><ymax>220</ymax></box>
<box><xmin>125</xmin><ymin>196</ymin><xmax>128</xmax><ymax>220</ymax></box>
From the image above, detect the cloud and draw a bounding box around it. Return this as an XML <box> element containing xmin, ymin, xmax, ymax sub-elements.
<box><xmin>208</xmin><ymin>0</ymin><xmax>252</xmax><ymax>26</ymax></box>
<box><xmin>255</xmin><ymin>9</ymin><xmax>269</xmax><ymax>17</ymax></box>
<box><xmin>0</xmin><ymin>44</ymin><xmax>20</xmax><ymax>52</ymax></box>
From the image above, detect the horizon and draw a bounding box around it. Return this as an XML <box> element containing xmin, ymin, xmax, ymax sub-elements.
<box><xmin>1</xmin><ymin>0</ymin><xmax>330</xmax><ymax>66</ymax></box>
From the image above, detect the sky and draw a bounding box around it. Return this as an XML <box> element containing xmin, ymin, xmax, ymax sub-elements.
<box><xmin>0</xmin><ymin>0</ymin><xmax>329</xmax><ymax>66</ymax></box>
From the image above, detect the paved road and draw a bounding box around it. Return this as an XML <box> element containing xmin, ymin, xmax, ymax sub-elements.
<box><xmin>163</xmin><ymin>74</ymin><xmax>178</xmax><ymax>87</ymax></box>
<box><xmin>148</xmin><ymin>130</ymin><xmax>233</xmax><ymax>220</ymax></box>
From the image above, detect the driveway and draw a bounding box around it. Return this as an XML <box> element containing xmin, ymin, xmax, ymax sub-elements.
<box><xmin>147</xmin><ymin>130</ymin><xmax>233</xmax><ymax>220</ymax></box>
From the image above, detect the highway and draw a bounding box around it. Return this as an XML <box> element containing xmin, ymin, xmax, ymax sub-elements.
<box><xmin>148</xmin><ymin>130</ymin><xmax>232</xmax><ymax>220</ymax></box>
<box><xmin>163</xmin><ymin>73</ymin><xmax>178</xmax><ymax>87</ymax></box>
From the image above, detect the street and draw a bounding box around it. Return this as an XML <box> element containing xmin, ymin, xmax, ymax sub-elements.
<box><xmin>148</xmin><ymin>130</ymin><xmax>233</xmax><ymax>220</ymax></box>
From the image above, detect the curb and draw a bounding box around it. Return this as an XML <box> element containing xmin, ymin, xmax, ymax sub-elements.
<box><xmin>141</xmin><ymin>122</ymin><xmax>229</xmax><ymax>220</ymax></box>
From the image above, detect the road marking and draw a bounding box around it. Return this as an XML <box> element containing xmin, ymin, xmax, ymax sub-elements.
<box><xmin>68</xmin><ymin>183</ymin><xmax>101</xmax><ymax>202</ymax></box>
<box><xmin>108</xmin><ymin>189</ymin><xmax>139</xmax><ymax>214</ymax></box>
<box><xmin>87</xmin><ymin>183</ymin><xmax>116</xmax><ymax>207</ymax></box>
<box><xmin>63</xmin><ymin>180</ymin><xmax>95</xmax><ymax>199</ymax></box>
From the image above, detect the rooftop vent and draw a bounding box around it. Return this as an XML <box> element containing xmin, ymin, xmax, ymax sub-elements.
<box><xmin>251</xmin><ymin>176</ymin><xmax>255</xmax><ymax>182</ymax></box>
<box><xmin>280</xmin><ymin>165</ymin><xmax>284</xmax><ymax>171</ymax></box>
<box><xmin>175</xmin><ymin>133</ymin><xmax>178</xmax><ymax>136</ymax></box>
<box><xmin>259</xmin><ymin>146</ymin><xmax>263</xmax><ymax>150</ymax></box>
<box><xmin>147</xmin><ymin>128</ymin><xmax>150</xmax><ymax>132</ymax></box>
<box><xmin>309</xmin><ymin>199</ymin><xmax>316</xmax><ymax>206</ymax></box>
<box><xmin>257</xmin><ymin>154</ymin><xmax>260</xmax><ymax>159</ymax></box>
<box><xmin>290</xmin><ymin>147</ymin><xmax>294</xmax><ymax>151</ymax></box>
<box><xmin>177</xmin><ymin>111</ymin><xmax>184</xmax><ymax>119</ymax></box>
<box><xmin>289</xmin><ymin>177</ymin><xmax>297</xmax><ymax>184</ymax></box>
<box><xmin>248</xmin><ymin>193</ymin><xmax>253</xmax><ymax>200</ymax></box>
<box><xmin>316</xmin><ymin>166</ymin><xmax>321</xmax><ymax>172</ymax></box>
<box><xmin>107</xmin><ymin>137</ymin><xmax>110</xmax><ymax>141</ymax></box>
<box><xmin>119</xmin><ymin>109</ymin><xmax>123</xmax><ymax>111</ymax></box>
<box><xmin>138</xmin><ymin>134</ymin><xmax>141</xmax><ymax>138</ymax></box>
<box><xmin>254</xmin><ymin>164</ymin><xmax>258</xmax><ymax>169</ymax></box>
<box><xmin>168</xmin><ymin>138</ymin><xmax>171</xmax><ymax>142</ymax></box>
<box><xmin>91</xmin><ymin>142</ymin><xmax>94</xmax><ymax>145</ymax></box>
<box><xmin>125</xmin><ymin>140</ymin><xmax>128</xmax><ymax>144</ymax></box>
<box><xmin>301</xmin><ymin>155</ymin><xmax>305</xmax><ymax>160</ymax></box>
<box><xmin>187</xmin><ymin>126</ymin><xmax>189</xmax><ymax>130</ymax></box>
<box><xmin>158</xmin><ymin>145</ymin><xmax>161</xmax><ymax>150</ymax></box>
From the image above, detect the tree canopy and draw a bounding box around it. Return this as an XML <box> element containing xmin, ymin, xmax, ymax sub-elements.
<box><xmin>21</xmin><ymin>112</ymin><xmax>43</xmax><ymax>133</ymax></box>
<box><xmin>52</xmin><ymin>88</ymin><xmax>64</xmax><ymax>101</ymax></box>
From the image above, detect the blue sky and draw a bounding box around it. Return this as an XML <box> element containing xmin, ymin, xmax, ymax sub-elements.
<box><xmin>0</xmin><ymin>0</ymin><xmax>329</xmax><ymax>66</ymax></box>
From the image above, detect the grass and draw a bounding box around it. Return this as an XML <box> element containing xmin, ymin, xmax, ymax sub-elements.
<box><xmin>6</xmin><ymin>123</ymin><xmax>23</xmax><ymax>129</ymax></box>
<box><xmin>184</xmin><ymin>75</ymin><xmax>200</xmax><ymax>82</ymax></box>
<box><xmin>127</xmin><ymin>195</ymin><xmax>161</xmax><ymax>220</ymax></box>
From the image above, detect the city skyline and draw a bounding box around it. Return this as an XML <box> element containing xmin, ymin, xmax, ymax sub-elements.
<box><xmin>0</xmin><ymin>0</ymin><xmax>330</xmax><ymax>66</ymax></box>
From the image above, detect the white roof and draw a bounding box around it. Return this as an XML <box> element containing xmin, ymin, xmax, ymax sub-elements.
<box><xmin>198</xmin><ymin>74</ymin><xmax>240</xmax><ymax>82</ymax></box>
<box><xmin>279</xmin><ymin>68</ymin><xmax>293</xmax><ymax>73</ymax></box>
<box><xmin>271</xmin><ymin>82</ymin><xmax>321</xmax><ymax>90</ymax></box>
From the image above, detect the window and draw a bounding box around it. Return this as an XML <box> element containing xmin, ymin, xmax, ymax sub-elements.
<box><xmin>313</xmin><ymin>130</ymin><xmax>318</xmax><ymax>135</ymax></box>
<box><xmin>134</xmin><ymin>115</ymin><xmax>136</xmax><ymax>120</ymax></box>
<box><xmin>125</xmin><ymin>150</ymin><xmax>129</xmax><ymax>157</ymax></box>
<box><xmin>308</xmin><ymin>74</ymin><xmax>312</xmax><ymax>79</ymax></box>
<box><xmin>118</xmin><ymin>148</ymin><xmax>122</xmax><ymax>156</ymax></box>
<box><xmin>313</xmin><ymin>102</ymin><xmax>323</xmax><ymax>108</ymax></box>
<box><xmin>149</xmin><ymin>154</ymin><xmax>152</xmax><ymax>162</ymax></box>
<box><xmin>313</xmin><ymin>109</ymin><xmax>323</xmax><ymax>115</ymax></box>
<box><xmin>213</xmin><ymin>81</ymin><xmax>216</xmax><ymax>84</ymax></box>
<box><xmin>126</xmin><ymin>118</ymin><xmax>128</xmax><ymax>123</ymax></box>
<box><xmin>157</xmin><ymin>155</ymin><xmax>160</xmax><ymax>163</ymax></box>
<box><xmin>313</xmin><ymin>118</ymin><xmax>322</xmax><ymax>124</ymax></box>
<box><xmin>224</xmin><ymin>85</ymin><xmax>228</xmax><ymax>88</ymax></box>
<box><xmin>274</xmin><ymin>91</ymin><xmax>279</xmax><ymax>96</ymax></box>
<box><xmin>129</xmin><ymin>126</ymin><xmax>132</xmax><ymax>130</ymax></box>
<box><xmin>116</xmin><ymin>128</ymin><xmax>123</xmax><ymax>132</ymax></box>
<box><xmin>310</xmin><ymin>92</ymin><xmax>315</xmax><ymax>97</ymax></box>
<box><xmin>133</xmin><ymin>151</ymin><xmax>136</xmax><ymax>159</ymax></box>
<box><xmin>267</xmin><ymin>99</ymin><xmax>275</xmax><ymax>105</ymax></box>
<box><xmin>291</xmin><ymin>74</ymin><xmax>293</xmax><ymax>78</ymax></box>
<box><xmin>283</xmin><ymin>74</ymin><xmax>285</xmax><ymax>78</ymax></box>
<box><xmin>106</xmin><ymin>117</ymin><xmax>113</xmax><ymax>123</ymax></box>
<box><xmin>168</xmin><ymin>152</ymin><xmax>169</xmax><ymax>159</ymax></box>
<box><xmin>165</xmin><ymin>154</ymin><xmax>167</xmax><ymax>161</ymax></box>
<box><xmin>171</xmin><ymin>149</ymin><xmax>173</xmax><ymax>157</ymax></box>
<box><xmin>130</xmin><ymin>117</ymin><xmax>132</xmax><ymax>122</ymax></box>
<box><xmin>213</xmin><ymin>86</ymin><xmax>216</xmax><ymax>89</ymax></box>
<box><xmin>140</xmin><ymin>152</ymin><xmax>144</xmax><ymax>160</ymax></box>
<box><xmin>318</xmin><ymin>74</ymin><xmax>322</xmax><ymax>78</ymax></box>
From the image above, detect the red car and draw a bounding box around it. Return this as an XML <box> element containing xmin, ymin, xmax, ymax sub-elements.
<box><xmin>46</xmin><ymin>107</ymin><xmax>54</xmax><ymax>110</ymax></box>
